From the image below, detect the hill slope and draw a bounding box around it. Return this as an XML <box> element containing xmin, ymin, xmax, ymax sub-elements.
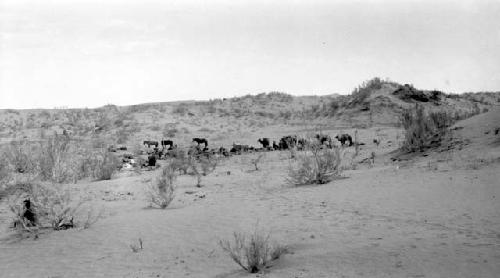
<box><xmin>0</xmin><ymin>79</ymin><xmax>498</xmax><ymax>148</ymax></box>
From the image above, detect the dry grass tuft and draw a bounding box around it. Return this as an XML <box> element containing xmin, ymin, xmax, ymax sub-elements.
<box><xmin>219</xmin><ymin>230</ymin><xmax>288</xmax><ymax>273</ymax></box>
<box><xmin>251</xmin><ymin>153</ymin><xmax>265</xmax><ymax>171</ymax></box>
<box><xmin>130</xmin><ymin>238</ymin><xmax>143</xmax><ymax>253</ymax></box>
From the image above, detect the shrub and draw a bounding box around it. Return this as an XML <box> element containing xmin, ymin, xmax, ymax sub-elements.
<box><xmin>351</xmin><ymin>77</ymin><xmax>384</xmax><ymax>104</ymax></box>
<box><xmin>199</xmin><ymin>155</ymin><xmax>217</xmax><ymax>176</ymax></box>
<box><xmin>36</xmin><ymin>135</ymin><xmax>76</xmax><ymax>183</ymax></box>
<box><xmin>4</xmin><ymin>139</ymin><xmax>35</xmax><ymax>174</ymax></box>
<box><xmin>89</xmin><ymin>150</ymin><xmax>120</xmax><ymax>180</ymax></box>
<box><xmin>190</xmin><ymin>154</ymin><xmax>217</xmax><ymax>187</ymax></box>
<box><xmin>401</xmin><ymin>104</ymin><xmax>453</xmax><ymax>152</ymax></box>
<box><xmin>219</xmin><ymin>230</ymin><xmax>288</xmax><ymax>273</ymax></box>
<box><xmin>146</xmin><ymin>165</ymin><xmax>176</xmax><ymax>209</ymax></box>
<box><xmin>130</xmin><ymin>238</ymin><xmax>143</xmax><ymax>253</ymax></box>
<box><xmin>287</xmin><ymin>145</ymin><xmax>342</xmax><ymax>186</ymax></box>
<box><xmin>251</xmin><ymin>153</ymin><xmax>264</xmax><ymax>171</ymax></box>
<box><xmin>169</xmin><ymin>155</ymin><xmax>190</xmax><ymax>175</ymax></box>
<box><xmin>0</xmin><ymin>162</ymin><xmax>11</xmax><ymax>200</ymax></box>
<box><xmin>172</xmin><ymin>104</ymin><xmax>189</xmax><ymax>116</ymax></box>
<box><xmin>31</xmin><ymin>183</ymin><xmax>85</xmax><ymax>230</ymax></box>
<box><xmin>8</xmin><ymin>183</ymin><xmax>86</xmax><ymax>232</ymax></box>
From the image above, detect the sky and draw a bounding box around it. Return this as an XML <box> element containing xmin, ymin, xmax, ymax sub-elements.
<box><xmin>0</xmin><ymin>0</ymin><xmax>499</xmax><ymax>109</ymax></box>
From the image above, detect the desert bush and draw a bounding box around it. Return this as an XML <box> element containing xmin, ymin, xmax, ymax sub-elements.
<box><xmin>36</xmin><ymin>135</ymin><xmax>79</xmax><ymax>183</ymax></box>
<box><xmin>351</xmin><ymin>77</ymin><xmax>384</xmax><ymax>104</ymax></box>
<box><xmin>4</xmin><ymin>139</ymin><xmax>35</xmax><ymax>174</ymax></box>
<box><xmin>162</xmin><ymin>123</ymin><xmax>178</xmax><ymax>138</ymax></box>
<box><xmin>0</xmin><ymin>158</ymin><xmax>12</xmax><ymax>199</ymax></box>
<box><xmin>173</xmin><ymin>104</ymin><xmax>189</xmax><ymax>115</ymax></box>
<box><xmin>146</xmin><ymin>165</ymin><xmax>176</xmax><ymax>208</ymax></box>
<box><xmin>89</xmin><ymin>150</ymin><xmax>120</xmax><ymax>180</ymax></box>
<box><xmin>30</xmin><ymin>183</ymin><xmax>84</xmax><ymax>230</ymax></box>
<box><xmin>130</xmin><ymin>238</ymin><xmax>143</xmax><ymax>253</ymax></box>
<box><xmin>81</xmin><ymin>207</ymin><xmax>105</xmax><ymax>229</ymax></box>
<box><xmin>401</xmin><ymin>104</ymin><xmax>453</xmax><ymax>152</ymax></box>
<box><xmin>188</xmin><ymin>154</ymin><xmax>218</xmax><ymax>187</ymax></box>
<box><xmin>251</xmin><ymin>153</ymin><xmax>264</xmax><ymax>171</ymax></box>
<box><xmin>116</xmin><ymin>128</ymin><xmax>129</xmax><ymax>144</ymax></box>
<box><xmin>8</xmin><ymin>196</ymin><xmax>39</xmax><ymax>236</ymax></box>
<box><xmin>219</xmin><ymin>230</ymin><xmax>288</xmax><ymax>273</ymax></box>
<box><xmin>79</xmin><ymin>147</ymin><xmax>120</xmax><ymax>181</ymax></box>
<box><xmin>199</xmin><ymin>155</ymin><xmax>218</xmax><ymax>176</ymax></box>
<box><xmin>8</xmin><ymin>183</ymin><xmax>86</xmax><ymax>232</ymax></box>
<box><xmin>287</xmin><ymin>145</ymin><xmax>342</xmax><ymax>186</ymax></box>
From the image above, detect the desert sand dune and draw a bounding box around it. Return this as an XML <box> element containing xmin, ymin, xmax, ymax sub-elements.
<box><xmin>1</xmin><ymin>108</ymin><xmax>499</xmax><ymax>277</ymax></box>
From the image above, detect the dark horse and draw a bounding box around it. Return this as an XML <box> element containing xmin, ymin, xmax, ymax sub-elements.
<box><xmin>192</xmin><ymin>138</ymin><xmax>208</xmax><ymax>148</ymax></box>
<box><xmin>258</xmin><ymin>138</ymin><xmax>270</xmax><ymax>148</ymax></box>
<box><xmin>143</xmin><ymin>140</ymin><xmax>159</xmax><ymax>148</ymax></box>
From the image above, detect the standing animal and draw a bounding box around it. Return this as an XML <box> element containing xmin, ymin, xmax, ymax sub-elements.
<box><xmin>161</xmin><ymin>140</ymin><xmax>174</xmax><ymax>150</ymax></box>
<box><xmin>143</xmin><ymin>140</ymin><xmax>159</xmax><ymax>148</ymax></box>
<box><xmin>335</xmin><ymin>134</ymin><xmax>353</xmax><ymax>146</ymax></box>
<box><xmin>279</xmin><ymin>135</ymin><xmax>297</xmax><ymax>150</ymax></box>
<box><xmin>230</xmin><ymin>143</ymin><xmax>249</xmax><ymax>154</ymax></box>
<box><xmin>147</xmin><ymin>154</ymin><xmax>157</xmax><ymax>168</ymax></box>
<box><xmin>272</xmin><ymin>141</ymin><xmax>279</xmax><ymax>150</ymax></box>
<box><xmin>258</xmin><ymin>138</ymin><xmax>270</xmax><ymax>149</ymax></box>
<box><xmin>315</xmin><ymin>134</ymin><xmax>332</xmax><ymax>147</ymax></box>
<box><xmin>192</xmin><ymin>138</ymin><xmax>208</xmax><ymax>148</ymax></box>
<box><xmin>219</xmin><ymin>147</ymin><xmax>230</xmax><ymax>157</ymax></box>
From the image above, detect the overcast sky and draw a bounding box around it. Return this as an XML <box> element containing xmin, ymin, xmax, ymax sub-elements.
<box><xmin>0</xmin><ymin>0</ymin><xmax>499</xmax><ymax>109</ymax></box>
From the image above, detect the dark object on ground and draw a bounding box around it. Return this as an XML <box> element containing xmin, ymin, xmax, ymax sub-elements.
<box><xmin>143</xmin><ymin>140</ymin><xmax>159</xmax><ymax>148</ymax></box>
<box><xmin>219</xmin><ymin>147</ymin><xmax>230</xmax><ymax>157</ymax></box>
<box><xmin>148</xmin><ymin>154</ymin><xmax>157</xmax><ymax>167</ymax></box>
<box><xmin>335</xmin><ymin>134</ymin><xmax>353</xmax><ymax>146</ymax></box>
<box><xmin>279</xmin><ymin>135</ymin><xmax>297</xmax><ymax>150</ymax></box>
<box><xmin>230</xmin><ymin>143</ymin><xmax>249</xmax><ymax>154</ymax></box>
<box><xmin>258</xmin><ymin>138</ymin><xmax>270</xmax><ymax>148</ymax></box>
<box><xmin>272</xmin><ymin>140</ymin><xmax>279</xmax><ymax>150</ymax></box>
<box><xmin>315</xmin><ymin>134</ymin><xmax>332</xmax><ymax>147</ymax></box>
<box><xmin>161</xmin><ymin>140</ymin><xmax>174</xmax><ymax>149</ymax></box>
<box><xmin>192</xmin><ymin>138</ymin><xmax>208</xmax><ymax>148</ymax></box>
<box><xmin>22</xmin><ymin>199</ymin><xmax>37</xmax><ymax>226</ymax></box>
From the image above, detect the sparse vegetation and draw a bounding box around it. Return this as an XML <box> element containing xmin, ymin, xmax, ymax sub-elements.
<box><xmin>4</xmin><ymin>139</ymin><xmax>35</xmax><ymax>174</ymax></box>
<box><xmin>82</xmin><ymin>149</ymin><xmax>120</xmax><ymax>181</ymax></box>
<box><xmin>219</xmin><ymin>230</ymin><xmax>288</xmax><ymax>273</ymax></box>
<box><xmin>36</xmin><ymin>134</ymin><xmax>80</xmax><ymax>183</ymax></box>
<box><xmin>251</xmin><ymin>153</ymin><xmax>264</xmax><ymax>171</ymax></box>
<box><xmin>401</xmin><ymin>104</ymin><xmax>454</xmax><ymax>152</ymax></box>
<box><xmin>130</xmin><ymin>238</ymin><xmax>143</xmax><ymax>253</ymax></box>
<box><xmin>8</xmin><ymin>182</ymin><xmax>87</xmax><ymax>232</ymax></box>
<box><xmin>146</xmin><ymin>165</ymin><xmax>176</xmax><ymax>209</ymax></box>
<box><xmin>287</xmin><ymin>144</ymin><xmax>342</xmax><ymax>186</ymax></box>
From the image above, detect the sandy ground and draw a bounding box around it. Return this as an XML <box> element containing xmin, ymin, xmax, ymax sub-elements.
<box><xmin>1</xmin><ymin>111</ymin><xmax>499</xmax><ymax>278</ymax></box>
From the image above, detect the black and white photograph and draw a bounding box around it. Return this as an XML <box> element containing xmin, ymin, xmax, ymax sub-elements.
<box><xmin>0</xmin><ymin>0</ymin><xmax>499</xmax><ymax>277</ymax></box>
